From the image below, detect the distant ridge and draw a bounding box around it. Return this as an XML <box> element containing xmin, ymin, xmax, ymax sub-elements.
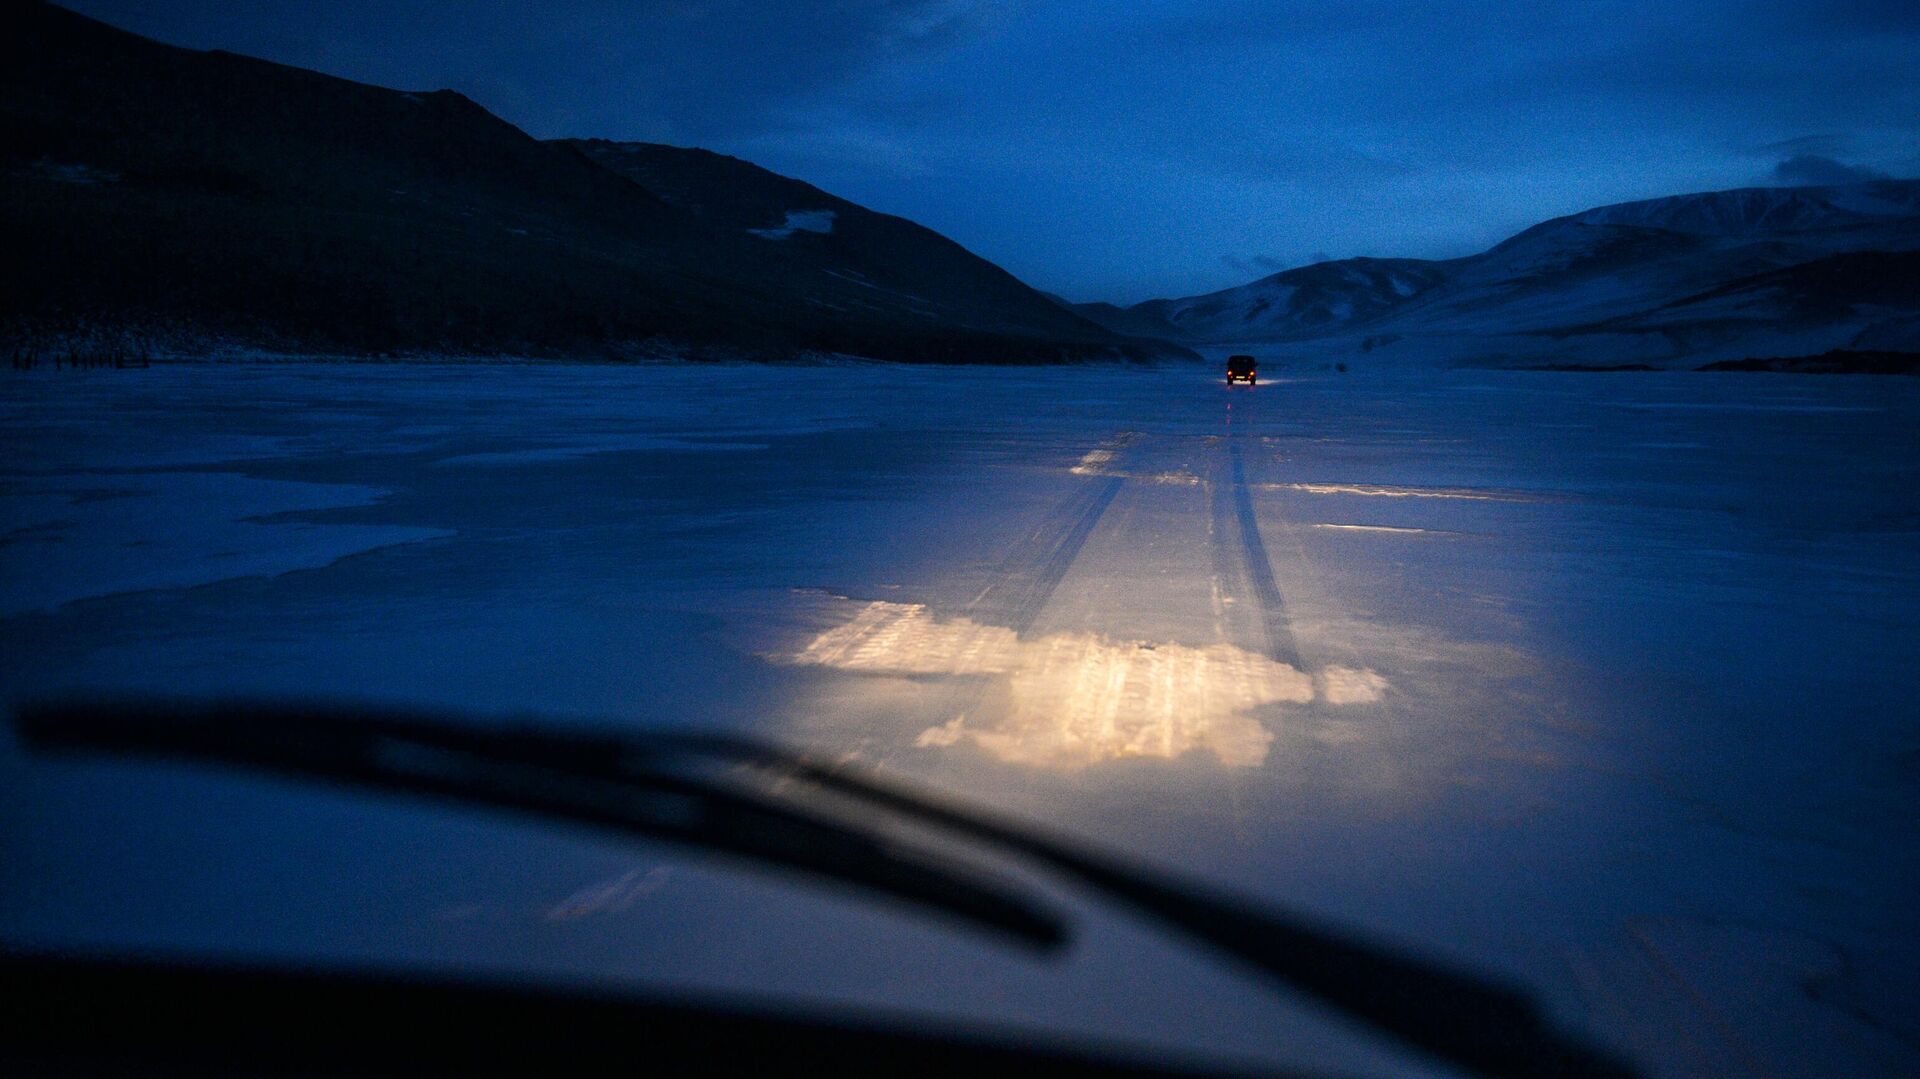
<box><xmin>1073</xmin><ymin>180</ymin><xmax>1920</xmax><ymax>368</ymax></box>
<box><xmin>0</xmin><ymin>2</ymin><xmax>1191</xmax><ymax>364</ymax></box>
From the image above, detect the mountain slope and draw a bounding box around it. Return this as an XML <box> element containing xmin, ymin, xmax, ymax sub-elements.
<box><xmin>1095</xmin><ymin>257</ymin><xmax>1455</xmax><ymax>342</ymax></box>
<box><xmin>563</xmin><ymin>140</ymin><xmax>1133</xmax><ymax>349</ymax></box>
<box><xmin>1076</xmin><ymin>181</ymin><xmax>1920</xmax><ymax>367</ymax></box>
<box><xmin>1565</xmin><ymin>182</ymin><xmax>1920</xmax><ymax>234</ymax></box>
<box><xmin>0</xmin><ymin>2</ymin><xmax>1184</xmax><ymax>363</ymax></box>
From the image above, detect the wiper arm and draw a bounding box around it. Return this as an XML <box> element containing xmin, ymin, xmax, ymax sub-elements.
<box><xmin>11</xmin><ymin>700</ymin><xmax>1065</xmax><ymax>950</ymax></box>
<box><xmin>679</xmin><ymin>734</ymin><xmax>1636</xmax><ymax>1079</ymax></box>
<box><xmin>14</xmin><ymin>699</ymin><xmax>1636</xmax><ymax>1079</ymax></box>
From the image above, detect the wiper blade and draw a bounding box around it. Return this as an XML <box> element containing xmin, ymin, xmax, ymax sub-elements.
<box><xmin>14</xmin><ymin>699</ymin><xmax>1637</xmax><ymax>1079</ymax></box>
<box><xmin>680</xmin><ymin>735</ymin><xmax>1637</xmax><ymax>1079</ymax></box>
<box><xmin>12</xmin><ymin>699</ymin><xmax>1065</xmax><ymax>950</ymax></box>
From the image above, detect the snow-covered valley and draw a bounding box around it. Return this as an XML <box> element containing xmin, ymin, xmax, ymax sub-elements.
<box><xmin>1073</xmin><ymin>181</ymin><xmax>1920</xmax><ymax>371</ymax></box>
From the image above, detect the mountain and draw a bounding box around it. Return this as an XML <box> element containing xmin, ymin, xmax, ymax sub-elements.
<box><xmin>561</xmin><ymin>140</ymin><xmax>1131</xmax><ymax>357</ymax></box>
<box><xmin>1075</xmin><ymin>182</ymin><xmax>1920</xmax><ymax>368</ymax></box>
<box><xmin>0</xmin><ymin>3</ymin><xmax>1187</xmax><ymax>364</ymax></box>
<box><xmin>1081</xmin><ymin>258</ymin><xmax>1455</xmax><ymax>343</ymax></box>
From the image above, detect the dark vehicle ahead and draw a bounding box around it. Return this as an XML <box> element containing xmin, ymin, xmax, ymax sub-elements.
<box><xmin>1226</xmin><ymin>355</ymin><xmax>1257</xmax><ymax>384</ymax></box>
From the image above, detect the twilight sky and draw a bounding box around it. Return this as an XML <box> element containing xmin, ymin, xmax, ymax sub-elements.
<box><xmin>66</xmin><ymin>1</ymin><xmax>1920</xmax><ymax>303</ymax></box>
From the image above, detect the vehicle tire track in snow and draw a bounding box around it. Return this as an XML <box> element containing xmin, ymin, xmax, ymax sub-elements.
<box><xmin>1207</xmin><ymin>444</ymin><xmax>1250</xmax><ymax>640</ymax></box>
<box><xmin>905</xmin><ymin>441</ymin><xmax>1127</xmax><ymax>749</ymax></box>
<box><xmin>974</xmin><ymin>475</ymin><xmax>1125</xmax><ymax>636</ymax></box>
<box><xmin>1224</xmin><ymin>439</ymin><xmax>1305</xmax><ymax>669</ymax></box>
<box><xmin>965</xmin><ymin>436</ymin><xmax>1132</xmax><ymax>636</ymax></box>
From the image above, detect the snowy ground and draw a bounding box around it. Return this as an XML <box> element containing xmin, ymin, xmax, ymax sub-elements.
<box><xmin>2</xmin><ymin>362</ymin><xmax>1917</xmax><ymax>1076</ymax></box>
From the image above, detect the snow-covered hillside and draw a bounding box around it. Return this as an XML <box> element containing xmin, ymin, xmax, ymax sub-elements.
<box><xmin>1074</xmin><ymin>180</ymin><xmax>1920</xmax><ymax>369</ymax></box>
<box><xmin>1566</xmin><ymin>181</ymin><xmax>1920</xmax><ymax>235</ymax></box>
<box><xmin>1098</xmin><ymin>258</ymin><xmax>1451</xmax><ymax>343</ymax></box>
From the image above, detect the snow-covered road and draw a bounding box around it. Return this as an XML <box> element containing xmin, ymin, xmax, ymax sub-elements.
<box><xmin>3</xmin><ymin>362</ymin><xmax>1916</xmax><ymax>1076</ymax></box>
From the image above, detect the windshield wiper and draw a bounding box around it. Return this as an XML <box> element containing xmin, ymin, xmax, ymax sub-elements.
<box><xmin>14</xmin><ymin>698</ymin><xmax>1636</xmax><ymax>1079</ymax></box>
<box><xmin>677</xmin><ymin>733</ymin><xmax>1636</xmax><ymax>1079</ymax></box>
<box><xmin>12</xmin><ymin>699</ymin><xmax>1064</xmax><ymax>949</ymax></box>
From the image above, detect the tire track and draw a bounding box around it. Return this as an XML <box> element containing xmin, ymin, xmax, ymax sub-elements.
<box><xmin>905</xmin><ymin>442</ymin><xmax>1129</xmax><ymax>746</ymax></box>
<box><xmin>1220</xmin><ymin>439</ymin><xmax>1305</xmax><ymax>669</ymax></box>
<box><xmin>1207</xmin><ymin>443</ymin><xmax>1246</xmax><ymax>635</ymax></box>
<box><xmin>966</xmin><ymin>446</ymin><xmax>1128</xmax><ymax>636</ymax></box>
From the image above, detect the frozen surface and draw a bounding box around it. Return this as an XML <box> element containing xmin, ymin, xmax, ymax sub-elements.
<box><xmin>2</xmin><ymin>362</ymin><xmax>1917</xmax><ymax>1076</ymax></box>
<box><xmin>0</xmin><ymin>472</ymin><xmax>450</xmax><ymax>615</ymax></box>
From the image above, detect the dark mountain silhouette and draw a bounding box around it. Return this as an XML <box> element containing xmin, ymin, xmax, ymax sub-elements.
<box><xmin>0</xmin><ymin>3</ymin><xmax>1187</xmax><ymax>363</ymax></box>
<box><xmin>563</xmin><ymin>140</ymin><xmax>1132</xmax><ymax>353</ymax></box>
<box><xmin>1697</xmin><ymin>349</ymin><xmax>1920</xmax><ymax>375</ymax></box>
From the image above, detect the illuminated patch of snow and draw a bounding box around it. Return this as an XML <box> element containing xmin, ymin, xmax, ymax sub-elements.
<box><xmin>1143</xmin><ymin>470</ymin><xmax>1202</xmax><ymax>486</ymax></box>
<box><xmin>1311</xmin><ymin>523</ymin><xmax>1447</xmax><ymax>534</ymax></box>
<box><xmin>1316</xmin><ymin>665</ymin><xmax>1390</xmax><ymax>704</ymax></box>
<box><xmin>1070</xmin><ymin>448</ymin><xmax>1116</xmax><ymax>475</ymax></box>
<box><xmin>1273</xmin><ymin>482</ymin><xmax>1516</xmax><ymax>501</ymax></box>
<box><xmin>793</xmin><ymin>601</ymin><xmax>1017</xmax><ymax>676</ymax></box>
<box><xmin>789</xmin><ymin>599</ymin><xmax>1386</xmax><ymax>770</ymax></box>
<box><xmin>748</xmin><ymin>210</ymin><xmax>836</xmax><ymax>240</ymax></box>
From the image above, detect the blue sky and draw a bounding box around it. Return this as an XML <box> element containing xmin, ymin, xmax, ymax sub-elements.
<box><xmin>67</xmin><ymin>1</ymin><xmax>1920</xmax><ymax>303</ymax></box>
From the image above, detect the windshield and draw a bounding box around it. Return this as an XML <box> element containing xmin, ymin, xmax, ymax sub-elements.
<box><xmin>5</xmin><ymin>363</ymin><xmax>1914</xmax><ymax>1076</ymax></box>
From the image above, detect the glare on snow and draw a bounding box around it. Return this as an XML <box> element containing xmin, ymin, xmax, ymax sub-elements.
<box><xmin>790</xmin><ymin>601</ymin><xmax>1385</xmax><ymax>769</ymax></box>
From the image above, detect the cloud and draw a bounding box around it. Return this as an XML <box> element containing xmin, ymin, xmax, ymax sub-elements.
<box><xmin>1745</xmin><ymin>133</ymin><xmax>1851</xmax><ymax>158</ymax></box>
<box><xmin>64</xmin><ymin>0</ymin><xmax>1020</xmax><ymax>141</ymax></box>
<box><xmin>1771</xmin><ymin>154</ymin><xmax>1890</xmax><ymax>186</ymax></box>
<box><xmin>510</xmin><ymin>0</ymin><xmax>1024</xmax><ymax>139</ymax></box>
<box><xmin>1210</xmin><ymin>144</ymin><xmax>1418</xmax><ymax>185</ymax></box>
